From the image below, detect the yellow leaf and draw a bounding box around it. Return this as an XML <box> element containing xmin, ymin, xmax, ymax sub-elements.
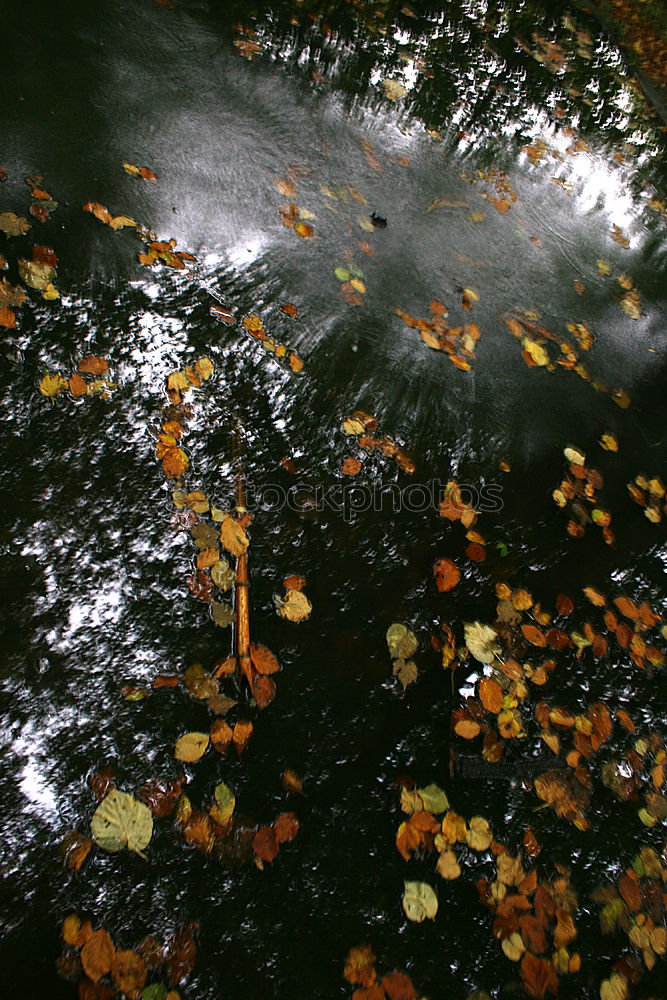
<box><xmin>220</xmin><ymin>517</ymin><xmax>249</xmax><ymax>557</ymax></box>
<box><xmin>194</xmin><ymin>356</ymin><xmax>214</xmax><ymax>380</ymax></box>
<box><xmin>108</xmin><ymin>215</ymin><xmax>137</xmax><ymax>230</ymax></box>
<box><xmin>522</xmin><ymin>337</ymin><xmax>549</xmax><ymax>366</ymax></box>
<box><xmin>277</xmin><ymin>589</ymin><xmax>312</xmax><ymax>622</ymax></box>
<box><xmin>39</xmin><ymin>373</ymin><xmax>68</xmax><ymax>397</ymax></box>
<box><xmin>599</xmin><ymin>433</ymin><xmax>618</xmax><ymax>452</ymax></box>
<box><xmin>123</xmin><ymin>163</ymin><xmax>141</xmax><ymax>176</ymax></box>
<box><xmin>174</xmin><ymin>732</ymin><xmax>210</xmax><ymax>762</ymax></box>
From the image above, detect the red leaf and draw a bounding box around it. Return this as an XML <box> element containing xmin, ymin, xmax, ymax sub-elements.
<box><xmin>253</xmin><ymin>824</ymin><xmax>279</xmax><ymax>863</ymax></box>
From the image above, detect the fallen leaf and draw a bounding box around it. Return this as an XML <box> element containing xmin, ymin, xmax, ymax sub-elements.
<box><xmin>402</xmin><ymin>881</ymin><xmax>438</xmax><ymax>922</ymax></box>
<box><xmin>436</xmin><ymin>849</ymin><xmax>461</xmax><ymax>879</ymax></box>
<box><xmin>81</xmin><ymin>929</ymin><xmax>116</xmax><ymax>982</ymax></box>
<box><xmin>479</xmin><ymin>677</ymin><xmax>504</xmax><ymax>714</ymax></box>
<box><xmin>174</xmin><ymin>732</ymin><xmax>210</xmax><ymax>762</ymax></box>
<box><xmin>90</xmin><ymin>789</ymin><xmax>153</xmax><ymax>857</ymax></box>
<box><xmin>464</xmin><ymin>621</ymin><xmax>501</xmax><ymax>663</ymax></box>
<box><xmin>433</xmin><ymin>558</ymin><xmax>461</xmax><ymax>592</ymax></box>
<box><xmin>342</xmin><ymin>457</ymin><xmax>362</xmax><ymax>476</ymax></box>
<box><xmin>111</xmin><ymin>950</ymin><xmax>147</xmax><ymax>994</ymax></box>
<box><xmin>344</xmin><ymin>944</ymin><xmax>377</xmax><ymax>987</ymax></box>
<box><xmin>273</xmin><ymin>811</ymin><xmax>299</xmax><ymax>843</ymax></box>
<box><xmin>277</xmin><ymin>589</ymin><xmax>312</xmax><ymax>622</ymax></box>
<box><xmin>253</xmin><ymin>824</ymin><xmax>279</xmax><ymax>863</ymax></box>
<box><xmin>220</xmin><ymin>517</ymin><xmax>250</xmax><ymax>557</ymax></box>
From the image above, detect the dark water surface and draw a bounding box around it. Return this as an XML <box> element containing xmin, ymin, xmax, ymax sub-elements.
<box><xmin>1</xmin><ymin>1</ymin><xmax>666</xmax><ymax>998</ymax></box>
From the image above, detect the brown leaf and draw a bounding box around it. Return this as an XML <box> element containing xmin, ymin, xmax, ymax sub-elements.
<box><xmin>282</xmin><ymin>574</ymin><xmax>306</xmax><ymax>591</ymax></box>
<box><xmin>249</xmin><ymin>643</ymin><xmax>280</xmax><ymax>674</ymax></box>
<box><xmin>166</xmin><ymin>924</ymin><xmax>198</xmax><ymax>987</ymax></box>
<box><xmin>273</xmin><ymin>811</ymin><xmax>299</xmax><ymax>843</ymax></box>
<box><xmin>281</xmin><ymin>769</ymin><xmax>305</xmax><ymax>795</ymax></box>
<box><xmin>69</xmin><ymin>373</ymin><xmax>88</xmax><ymax>397</ymax></box>
<box><xmin>433</xmin><ymin>558</ymin><xmax>461</xmax><ymax>592</ymax></box>
<box><xmin>0</xmin><ymin>306</ymin><xmax>16</xmax><ymax>328</ymax></box>
<box><xmin>342</xmin><ymin>457</ymin><xmax>362</xmax><ymax>476</ymax></box>
<box><xmin>62</xmin><ymin>831</ymin><xmax>93</xmax><ymax>872</ymax></box>
<box><xmin>280</xmin><ymin>302</ymin><xmax>298</xmax><ymax>317</ymax></box>
<box><xmin>138</xmin><ymin>776</ymin><xmax>187</xmax><ymax>818</ymax></box>
<box><xmin>479</xmin><ymin>677</ymin><xmax>504</xmax><ymax>714</ymax></box>
<box><xmin>252</xmin><ymin>674</ymin><xmax>276</xmax><ymax>708</ymax></box>
<box><xmin>614</xmin><ymin>596</ymin><xmax>640</xmax><ymax>621</ymax></box>
<box><xmin>111</xmin><ymin>949</ymin><xmax>147</xmax><ymax>994</ymax></box>
<box><xmin>520</xmin><ymin>952</ymin><xmax>558</xmax><ymax>999</ymax></box>
<box><xmin>344</xmin><ymin>945</ymin><xmax>377</xmax><ymax>987</ymax></box>
<box><xmin>81</xmin><ymin>929</ymin><xmax>116</xmax><ymax>983</ymax></box>
<box><xmin>253</xmin><ymin>824</ymin><xmax>279</xmax><ymax>863</ymax></box>
<box><xmin>382</xmin><ymin>970</ymin><xmax>417</xmax><ymax>999</ymax></box>
<box><xmin>618</xmin><ymin>871</ymin><xmax>641</xmax><ymax>912</ymax></box>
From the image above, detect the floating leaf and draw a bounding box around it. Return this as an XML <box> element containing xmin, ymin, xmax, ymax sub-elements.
<box><xmin>174</xmin><ymin>732</ymin><xmax>210</xmax><ymax>762</ymax></box>
<box><xmin>220</xmin><ymin>518</ymin><xmax>249</xmax><ymax>557</ymax></box>
<box><xmin>39</xmin><ymin>373</ymin><xmax>68</xmax><ymax>397</ymax></box>
<box><xmin>0</xmin><ymin>212</ymin><xmax>30</xmax><ymax>236</ymax></box>
<box><xmin>277</xmin><ymin>589</ymin><xmax>312</xmax><ymax>622</ymax></box>
<box><xmin>162</xmin><ymin>448</ymin><xmax>189</xmax><ymax>478</ymax></box>
<box><xmin>211</xmin><ymin>781</ymin><xmax>235</xmax><ymax>824</ymax></box>
<box><xmin>402</xmin><ymin>881</ymin><xmax>438</xmax><ymax>922</ymax></box>
<box><xmin>479</xmin><ymin>677</ymin><xmax>504</xmax><ymax>714</ymax></box>
<box><xmin>250</xmin><ymin>643</ymin><xmax>280</xmax><ymax>674</ymax></box>
<box><xmin>386</xmin><ymin>623</ymin><xmax>418</xmax><ymax>659</ymax></box>
<box><xmin>436</xmin><ymin>849</ymin><xmax>461</xmax><ymax>880</ymax></box>
<box><xmin>433</xmin><ymin>558</ymin><xmax>460</xmax><ymax>592</ymax></box>
<box><xmin>91</xmin><ymin>789</ymin><xmax>153</xmax><ymax>857</ymax></box>
<box><xmin>112</xmin><ymin>950</ymin><xmax>147</xmax><ymax>994</ymax></box>
<box><xmin>81</xmin><ymin>929</ymin><xmax>116</xmax><ymax>982</ymax></box>
<box><xmin>18</xmin><ymin>258</ymin><xmax>54</xmax><ymax>290</ymax></box>
<box><xmin>464</xmin><ymin>622</ymin><xmax>500</xmax><ymax>663</ymax></box>
<box><xmin>417</xmin><ymin>784</ymin><xmax>449</xmax><ymax>813</ymax></box>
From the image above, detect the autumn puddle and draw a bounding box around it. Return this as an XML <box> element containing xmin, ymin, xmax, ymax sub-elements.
<box><xmin>1</xmin><ymin>1</ymin><xmax>666</xmax><ymax>999</ymax></box>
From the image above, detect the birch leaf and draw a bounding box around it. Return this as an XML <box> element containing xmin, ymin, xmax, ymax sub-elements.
<box><xmin>402</xmin><ymin>881</ymin><xmax>438</xmax><ymax>922</ymax></box>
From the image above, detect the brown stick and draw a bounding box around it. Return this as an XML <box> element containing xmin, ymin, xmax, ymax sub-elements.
<box><xmin>233</xmin><ymin>429</ymin><xmax>253</xmax><ymax>690</ymax></box>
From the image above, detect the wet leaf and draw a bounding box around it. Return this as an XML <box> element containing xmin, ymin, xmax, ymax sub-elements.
<box><xmin>19</xmin><ymin>258</ymin><xmax>54</xmax><ymax>290</ymax></box>
<box><xmin>174</xmin><ymin>732</ymin><xmax>210</xmax><ymax>762</ymax></box>
<box><xmin>343</xmin><ymin>944</ymin><xmax>377</xmax><ymax>986</ymax></box>
<box><xmin>502</xmin><ymin>932</ymin><xmax>525</xmax><ymax>961</ymax></box>
<box><xmin>91</xmin><ymin>789</ymin><xmax>153</xmax><ymax>857</ymax></box>
<box><xmin>111</xmin><ymin>950</ymin><xmax>147</xmax><ymax>994</ymax></box>
<box><xmin>436</xmin><ymin>849</ymin><xmax>461</xmax><ymax>879</ymax></box>
<box><xmin>466</xmin><ymin>816</ymin><xmax>492</xmax><ymax>851</ymax></box>
<box><xmin>81</xmin><ymin>929</ymin><xmax>116</xmax><ymax>982</ymax></box>
<box><xmin>402</xmin><ymin>881</ymin><xmax>438</xmax><ymax>922</ymax></box>
<box><xmin>599</xmin><ymin>973</ymin><xmax>628</xmax><ymax>1000</ymax></box>
<box><xmin>276</xmin><ymin>589</ymin><xmax>312</xmax><ymax>622</ymax></box>
<box><xmin>249</xmin><ymin>643</ymin><xmax>280</xmax><ymax>674</ymax></box>
<box><xmin>454</xmin><ymin>718</ymin><xmax>481</xmax><ymax>740</ymax></box>
<box><xmin>62</xmin><ymin>913</ymin><xmax>93</xmax><ymax>948</ymax></box>
<box><xmin>386</xmin><ymin>623</ymin><xmax>418</xmax><ymax>659</ymax></box>
<box><xmin>273</xmin><ymin>811</ymin><xmax>299</xmax><ymax>843</ymax></box>
<box><xmin>0</xmin><ymin>212</ymin><xmax>30</xmax><ymax>236</ymax></box>
<box><xmin>166</xmin><ymin>925</ymin><xmax>198</xmax><ymax>987</ymax></box>
<box><xmin>281</xmin><ymin>769</ymin><xmax>305</xmax><ymax>795</ymax></box>
<box><xmin>383</xmin><ymin>78</ymin><xmax>407</xmax><ymax>100</ymax></box>
<box><xmin>464</xmin><ymin>622</ymin><xmax>501</xmax><ymax>663</ymax></box>
<box><xmin>433</xmin><ymin>558</ymin><xmax>460</xmax><ymax>592</ymax></box>
<box><xmin>520</xmin><ymin>952</ymin><xmax>558</xmax><ymax>999</ymax></box>
<box><xmin>342</xmin><ymin>457</ymin><xmax>362</xmax><ymax>475</ymax></box>
<box><xmin>253</xmin><ymin>824</ymin><xmax>279</xmax><ymax>863</ymax></box>
<box><xmin>39</xmin><ymin>373</ymin><xmax>68</xmax><ymax>397</ymax></box>
<box><xmin>220</xmin><ymin>517</ymin><xmax>249</xmax><ymax>557</ymax></box>
<box><xmin>211</xmin><ymin>781</ymin><xmax>235</xmax><ymax>824</ymax></box>
<box><xmin>381</xmin><ymin>970</ymin><xmax>417</xmax><ymax>1000</ymax></box>
<box><xmin>393</xmin><ymin>658</ymin><xmax>418</xmax><ymax>688</ymax></box>
<box><xmin>479</xmin><ymin>677</ymin><xmax>504</xmax><ymax>714</ymax></box>
<box><xmin>162</xmin><ymin>448</ymin><xmax>189</xmax><ymax>478</ymax></box>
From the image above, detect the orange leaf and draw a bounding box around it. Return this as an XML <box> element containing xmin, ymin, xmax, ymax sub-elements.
<box><xmin>162</xmin><ymin>447</ymin><xmax>189</xmax><ymax>478</ymax></box>
<box><xmin>479</xmin><ymin>677</ymin><xmax>504</xmax><ymax>714</ymax></box>
<box><xmin>210</xmin><ymin>719</ymin><xmax>233</xmax><ymax>752</ymax></box>
<box><xmin>352</xmin><ymin>986</ymin><xmax>385</xmax><ymax>1000</ymax></box>
<box><xmin>521</xmin><ymin>624</ymin><xmax>547</xmax><ymax>647</ymax></box>
<box><xmin>454</xmin><ymin>719</ymin><xmax>481</xmax><ymax>739</ymax></box>
<box><xmin>280</xmin><ymin>302</ymin><xmax>298</xmax><ymax>317</ymax></box>
<box><xmin>614</xmin><ymin>596</ymin><xmax>640</xmax><ymax>620</ymax></box>
<box><xmin>0</xmin><ymin>306</ymin><xmax>16</xmax><ymax>328</ymax></box>
<box><xmin>152</xmin><ymin>674</ymin><xmax>180</xmax><ymax>689</ymax></box>
<box><xmin>282</xmin><ymin>575</ymin><xmax>306</xmax><ymax>591</ymax></box>
<box><xmin>344</xmin><ymin>945</ymin><xmax>377</xmax><ymax>987</ymax></box>
<box><xmin>69</xmin><ymin>373</ymin><xmax>88</xmax><ymax>397</ymax></box>
<box><xmin>430</xmin><ymin>300</ymin><xmax>447</xmax><ymax>316</ymax></box>
<box><xmin>433</xmin><ymin>558</ymin><xmax>460</xmax><ymax>592</ymax></box>
<box><xmin>249</xmin><ymin>643</ymin><xmax>280</xmax><ymax>675</ymax></box>
<box><xmin>232</xmin><ymin>720</ymin><xmax>253</xmax><ymax>755</ymax></box>
<box><xmin>81</xmin><ymin>929</ymin><xmax>116</xmax><ymax>983</ymax></box>
<box><xmin>273</xmin><ymin>811</ymin><xmax>299</xmax><ymax>843</ymax></box>
<box><xmin>295</xmin><ymin>221</ymin><xmax>314</xmax><ymax>238</ymax></box>
<box><xmin>396</xmin><ymin>820</ymin><xmax>421</xmax><ymax>861</ymax></box>
<box><xmin>78</xmin><ymin>355</ymin><xmax>109</xmax><ymax>375</ymax></box>
<box><xmin>342</xmin><ymin>457</ymin><xmax>362</xmax><ymax>476</ymax></box>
